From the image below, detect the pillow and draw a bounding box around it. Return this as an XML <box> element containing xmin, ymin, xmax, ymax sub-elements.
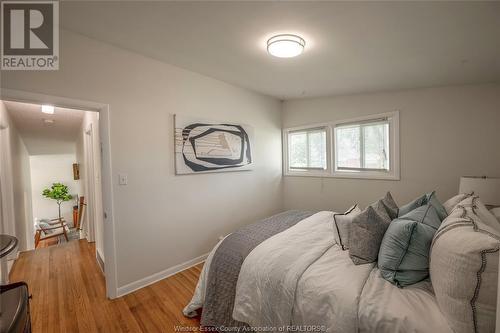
<box><xmin>430</xmin><ymin>196</ymin><xmax>500</xmax><ymax>333</ymax></box>
<box><xmin>454</xmin><ymin>195</ymin><xmax>500</xmax><ymax>233</ymax></box>
<box><xmin>380</xmin><ymin>191</ymin><xmax>399</xmax><ymax>220</ymax></box>
<box><xmin>491</xmin><ymin>207</ymin><xmax>500</xmax><ymax>223</ymax></box>
<box><xmin>443</xmin><ymin>192</ymin><xmax>473</xmax><ymax>214</ymax></box>
<box><xmin>349</xmin><ymin>203</ymin><xmax>392</xmax><ymax>265</ymax></box>
<box><xmin>37</xmin><ymin>221</ymin><xmax>54</xmax><ymax>234</ymax></box>
<box><xmin>378</xmin><ymin>204</ymin><xmax>442</xmax><ymax>287</ymax></box>
<box><xmin>333</xmin><ymin>204</ymin><xmax>361</xmax><ymax>250</ymax></box>
<box><xmin>425</xmin><ymin>191</ymin><xmax>448</xmax><ymax>221</ymax></box>
<box><xmin>399</xmin><ymin>191</ymin><xmax>447</xmax><ymax>221</ymax></box>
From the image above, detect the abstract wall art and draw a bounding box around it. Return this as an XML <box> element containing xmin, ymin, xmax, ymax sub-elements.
<box><xmin>174</xmin><ymin>115</ymin><xmax>253</xmax><ymax>174</ymax></box>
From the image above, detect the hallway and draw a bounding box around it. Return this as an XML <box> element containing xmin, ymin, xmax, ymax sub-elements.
<box><xmin>10</xmin><ymin>241</ymin><xmax>202</xmax><ymax>332</ymax></box>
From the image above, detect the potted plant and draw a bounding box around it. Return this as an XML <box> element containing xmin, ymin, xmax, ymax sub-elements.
<box><xmin>42</xmin><ymin>183</ymin><xmax>73</xmax><ymax>221</ymax></box>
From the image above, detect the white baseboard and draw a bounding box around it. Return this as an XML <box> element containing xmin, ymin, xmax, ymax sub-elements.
<box><xmin>116</xmin><ymin>252</ymin><xmax>209</xmax><ymax>298</ymax></box>
<box><xmin>96</xmin><ymin>249</ymin><xmax>105</xmax><ymax>274</ymax></box>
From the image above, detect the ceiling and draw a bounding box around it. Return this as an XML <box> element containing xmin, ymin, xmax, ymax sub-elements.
<box><xmin>4</xmin><ymin>101</ymin><xmax>85</xmax><ymax>155</ymax></box>
<box><xmin>60</xmin><ymin>1</ymin><xmax>500</xmax><ymax>99</ymax></box>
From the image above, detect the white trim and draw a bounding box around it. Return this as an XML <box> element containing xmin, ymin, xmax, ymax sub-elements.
<box><xmin>333</xmin><ymin>111</ymin><xmax>400</xmax><ymax>180</ymax></box>
<box><xmin>283</xmin><ymin>124</ymin><xmax>332</xmax><ymax>177</ymax></box>
<box><xmin>0</xmin><ymin>89</ymin><xmax>119</xmax><ymax>299</ymax></box>
<box><xmin>116</xmin><ymin>253</ymin><xmax>209</xmax><ymax>298</ymax></box>
<box><xmin>96</xmin><ymin>248</ymin><xmax>105</xmax><ymax>274</ymax></box>
<box><xmin>283</xmin><ymin>111</ymin><xmax>400</xmax><ymax>181</ymax></box>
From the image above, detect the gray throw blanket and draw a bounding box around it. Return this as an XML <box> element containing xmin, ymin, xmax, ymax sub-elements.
<box><xmin>200</xmin><ymin>210</ymin><xmax>313</xmax><ymax>328</ymax></box>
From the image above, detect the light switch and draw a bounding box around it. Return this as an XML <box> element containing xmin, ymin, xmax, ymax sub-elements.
<box><xmin>118</xmin><ymin>173</ymin><xmax>128</xmax><ymax>185</ymax></box>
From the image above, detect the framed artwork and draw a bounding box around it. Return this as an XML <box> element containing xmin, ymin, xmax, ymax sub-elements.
<box><xmin>73</xmin><ymin>163</ymin><xmax>80</xmax><ymax>180</ymax></box>
<box><xmin>174</xmin><ymin>115</ymin><xmax>253</xmax><ymax>174</ymax></box>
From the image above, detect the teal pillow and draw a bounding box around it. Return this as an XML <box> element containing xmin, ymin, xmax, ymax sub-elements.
<box><xmin>398</xmin><ymin>191</ymin><xmax>448</xmax><ymax>221</ymax></box>
<box><xmin>378</xmin><ymin>204</ymin><xmax>442</xmax><ymax>287</ymax></box>
<box><xmin>398</xmin><ymin>194</ymin><xmax>426</xmax><ymax>217</ymax></box>
<box><xmin>425</xmin><ymin>191</ymin><xmax>448</xmax><ymax>221</ymax></box>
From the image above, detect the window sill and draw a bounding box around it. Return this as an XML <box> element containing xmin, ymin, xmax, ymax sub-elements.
<box><xmin>284</xmin><ymin>170</ymin><xmax>400</xmax><ymax>180</ymax></box>
<box><xmin>284</xmin><ymin>170</ymin><xmax>331</xmax><ymax>178</ymax></box>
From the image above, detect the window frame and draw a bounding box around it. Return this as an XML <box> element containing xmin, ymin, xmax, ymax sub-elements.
<box><xmin>283</xmin><ymin>124</ymin><xmax>332</xmax><ymax>177</ymax></box>
<box><xmin>283</xmin><ymin>111</ymin><xmax>400</xmax><ymax>180</ymax></box>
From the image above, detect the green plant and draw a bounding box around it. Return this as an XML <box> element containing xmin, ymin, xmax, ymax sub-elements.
<box><xmin>42</xmin><ymin>183</ymin><xmax>73</xmax><ymax>221</ymax></box>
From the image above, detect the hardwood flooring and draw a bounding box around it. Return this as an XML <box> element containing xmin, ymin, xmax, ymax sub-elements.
<box><xmin>10</xmin><ymin>240</ymin><xmax>203</xmax><ymax>333</ymax></box>
<box><xmin>35</xmin><ymin>237</ymin><xmax>60</xmax><ymax>248</ymax></box>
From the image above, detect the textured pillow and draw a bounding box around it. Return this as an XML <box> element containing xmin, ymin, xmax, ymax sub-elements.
<box><xmin>399</xmin><ymin>191</ymin><xmax>447</xmax><ymax>221</ymax></box>
<box><xmin>380</xmin><ymin>191</ymin><xmax>399</xmax><ymax>220</ymax></box>
<box><xmin>349</xmin><ymin>203</ymin><xmax>392</xmax><ymax>265</ymax></box>
<box><xmin>443</xmin><ymin>192</ymin><xmax>473</xmax><ymax>214</ymax></box>
<box><xmin>378</xmin><ymin>204</ymin><xmax>442</xmax><ymax>287</ymax></box>
<box><xmin>333</xmin><ymin>204</ymin><xmax>361</xmax><ymax>250</ymax></box>
<box><xmin>455</xmin><ymin>195</ymin><xmax>500</xmax><ymax>233</ymax></box>
<box><xmin>430</xmin><ymin>196</ymin><xmax>500</xmax><ymax>333</ymax></box>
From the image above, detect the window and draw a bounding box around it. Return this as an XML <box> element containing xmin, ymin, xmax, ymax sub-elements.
<box><xmin>283</xmin><ymin>111</ymin><xmax>399</xmax><ymax>179</ymax></box>
<box><xmin>284</xmin><ymin>126</ymin><xmax>330</xmax><ymax>176</ymax></box>
<box><xmin>288</xmin><ymin>128</ymin><xmax>327</xmax><ymax>170</ymax></box>
<box><xmin>335</xmin><ymin>119</ymin><xmax>389</xmax><ymax>171</ymax></box>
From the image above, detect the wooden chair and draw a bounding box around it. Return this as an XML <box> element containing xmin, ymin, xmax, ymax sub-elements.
<box><xmin>34</xmin><ymin>197</ymin><xmax>86</xmax><ymax>248</ymax></box>
<box><xmin>34</xmin><ymin>218</ymin><xmax>69</xmax><ymax>248</ymax></box>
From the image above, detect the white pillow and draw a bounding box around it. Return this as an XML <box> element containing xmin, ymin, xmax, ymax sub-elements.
<box><xmin>430</xmin><ymin>196</ymin><xmax>500</xmax><ymax>333</ymax></box>
<box><xmin>490</xmin><ymin>207</ymin><xmax>500</xmax><ymax>223</ymax></box>
<box><xmin>442</xmin><ymin>193</ymin><xmax>472</xmax><ymax>214</ymax></box>
<box><xmin>333</xmin><ymin>204</ymin><xmax>361</xmax><ymax>250</ymax></box>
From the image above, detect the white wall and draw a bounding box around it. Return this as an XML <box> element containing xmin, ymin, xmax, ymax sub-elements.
<box><xmin>30</xmin><ymin>154</ymin><xmax>81</xmax><ymax>227</ymax></box>
<box><xmin>0</xmin><ymin>101</ymin><xmax>33</xmax><ymax>252</ymax></box>
<box><xmin>282</xmin><ymin>84</ymin><xmax>500</xmax><ymax>212</ymax></box>
<box><xmin>1</xmin><ymin>29</ymin><xmax>283</xmax><ymax>288</ymax></box>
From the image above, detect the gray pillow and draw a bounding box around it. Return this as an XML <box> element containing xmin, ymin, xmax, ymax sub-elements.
<box><xmin>398</xmin><ymin>191</ymin><xmax>447</xmax><ymax>221</ymax></box>
<box><xmin>380</xmin><ymin>191</ymin><xmax>399</xmax><ymax>220</ymax></box>
<box><xmin>349</xmin><ymin>204</ymin><xmax>392</xmax><ymax>265</ymax></box>
<box><xmin>378</xmin><ymin>204</ymin><xmax>442</xmax><ymax>287</ymax></box>
<box><xmin>333</xmin><ymin>204</ymin><xmax>361</xmax><ymax>250</ymax></box>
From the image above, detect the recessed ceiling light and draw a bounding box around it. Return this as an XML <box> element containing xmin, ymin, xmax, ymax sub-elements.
<box><xmin>267</xmin><ymin>34</ymin><xmax>305</xmax><ymax>58</ymax></box>
<box><xmin>41</xmin><ymin>105</ymin><xmax>55</xmax><ymax>114</ymax></box>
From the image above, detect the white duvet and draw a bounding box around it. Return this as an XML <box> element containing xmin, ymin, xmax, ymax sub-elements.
<box><xmin>232</xmin><ymin>211</ymin><xmax>374</xmax><ymax>332</ymax></box>
<box><xmin>186</xmin><ymin>211</ymin><xmax>451</xmax><ymax>332</ymax></box>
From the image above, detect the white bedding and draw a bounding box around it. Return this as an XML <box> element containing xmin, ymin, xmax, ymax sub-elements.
<box><xmin>359</xmin><ymin>268</ymin><xmax>452</xmax><ymax>333</ymax></box>
<box><xmin>293</xmin><ymin>244</ymin><xmax>375</xmax><ymax>332</ymax></box>
<box><xmin>232</xmin><ymin>211</ymin><xmax>338</xmax><ymax>329</ymax></box>
<box><xmin>186</xmin><ymin>211</ymin><xmax>452</xmax><ymax>332</ymax></box>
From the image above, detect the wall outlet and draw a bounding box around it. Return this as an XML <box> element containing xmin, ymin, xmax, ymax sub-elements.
<box><xmin>118</xmin><ymin>173</ymin><xmax>128</xmax><ymax>185</ymax></box>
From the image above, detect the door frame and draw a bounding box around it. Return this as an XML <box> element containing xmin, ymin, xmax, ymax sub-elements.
<box><xmin>0</xmin><ymin>89</ymin><xmax>119</xmax><ymax>299</ymax></box>
<box><xmin>84</xmin><ymin>123</ymin><xmax>96</xmax><ymax>243</ymax></box>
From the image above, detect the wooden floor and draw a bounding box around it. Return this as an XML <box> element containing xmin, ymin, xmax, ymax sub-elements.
<box><xmin>35</xmin><ymin>237</ymin><xmax>61</xmax><ymax>248</ymax></box>
<box><xmin>10</xmin><ymin>240</ymin><xmax>202</xmax><ymax>333</ymax></box>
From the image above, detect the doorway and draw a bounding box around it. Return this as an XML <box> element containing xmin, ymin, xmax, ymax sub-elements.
<box><xmin>0</xmin><ymin>89</ymin><xmax>117</xmax><ymax>299</ymax></box>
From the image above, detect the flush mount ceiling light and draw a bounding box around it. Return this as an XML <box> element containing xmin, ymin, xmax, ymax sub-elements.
<box><xmin>41</xmin><ymin>105</ymin><xmax>55</xmax><ymax>114</ymax></box>
<box><xmin>267</xmin><ymin>34</ymin><xmax>305</xmax><ymax>58</ymax></box>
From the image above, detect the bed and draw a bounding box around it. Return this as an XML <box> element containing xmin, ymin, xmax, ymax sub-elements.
<box><xmin>183</xmin><ymin>210</ymin><xmax>450</xmax><ymax>332</ymax></box>
<box><xmin>183</xmin><ymin>199</ymin><xmax>499</xmax><ymax>333</ymax></box>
